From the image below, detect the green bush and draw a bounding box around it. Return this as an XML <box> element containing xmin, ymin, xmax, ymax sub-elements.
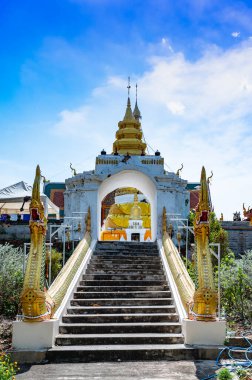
<box><xmin>0</xmin><ymin>244</ymin><xmax>24</xmax><ymax>317</ymax></box>
<box><xmin>217</xmin><ymin>367</ymin><xmax>233</xmax><ymax>380</ymax></box>
<box><xmin>220</xmin><ymin>250</ymin><xmax>252</xmax><ymax>322</ymax></box>
<box><xmin>46</xmin><ymin>248</ymin><xmax>62</xmax><ymax>283</ymax></box>
<box><xmin>0</xmin><ymin>352</ymin><xmax>19</xmax><ymax>379</ymax></box>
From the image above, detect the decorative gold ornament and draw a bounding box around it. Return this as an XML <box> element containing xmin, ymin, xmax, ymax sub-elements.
<box><xmin>130</xmin><ymin>193</ymin><xmax>142</xmax><ymax>220</ymax></box>
<box><xmin>85</xmin><ymin>207</ymin><xmax>91</xmax><ymax>232</ymax></box>
<box><xmin>243</xmin><ymin>203</ymin><xmax>252</xmax><ymax>226</ymax></box>
<box><xmin>192</xmin><ymin>166</ymin><xmax>218</xmax><ymax>321</ymax></box>
<box><xmin>162</xmin><ymin>207</ymin><xmax>167</xmax><ymax>233</ymax></box>
<box><xmin>177</xmin><ymin>231</ymin><xmax>182</xmax><ymax>253</ymax></box>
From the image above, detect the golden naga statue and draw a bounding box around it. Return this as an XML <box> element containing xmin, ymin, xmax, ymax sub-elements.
<box><xmin>20</xmin><ymin>165</ymin><xmax>54</xmax><ymax>322</ymax></box>
<box><xmin>192</xmin><ymin>166</ymin><xmax>218</xmax><ymax>321</ymax></box>
<box><xmin>243</xmin><ymin>203</ymin><xmax>252</xmax><ymax>226</ymax></box>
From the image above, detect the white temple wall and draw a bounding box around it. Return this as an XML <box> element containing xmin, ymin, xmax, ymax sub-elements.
<box><xmin>64</xmin><ymin>158</ymin><xmax>189</xmax><ymax>242</ymax></box>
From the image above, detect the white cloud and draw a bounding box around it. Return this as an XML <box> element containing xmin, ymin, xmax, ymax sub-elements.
<box><xmin>47</xmin><ymin>40</ymin><xmax>252</xmax><ymax>220</ymax></box>
<box><xmin>231</xmin><ymin>32</ymin><xmax>240</xmax><ymax>38</ymax></box>
<box><xmin>166</xmin><ymin>101</ymin><xmax>185</xmax><ymax>115</ymax></box>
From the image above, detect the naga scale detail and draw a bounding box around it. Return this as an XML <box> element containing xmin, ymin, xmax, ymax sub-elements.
<box><xmin>192</xmin><ymin>166</ymin><xmax>217</xmax><ymax>321</ymax></box>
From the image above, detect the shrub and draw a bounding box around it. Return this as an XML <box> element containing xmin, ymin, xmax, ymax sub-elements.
<box><xmin>0</xmin><ymin>352</ymin><xmax>19</xmax><ymax>380</ymax></box>
<box><xmin>0</xmin><ymin>244</ymin><xmax>23</xmax><ymax>317</ymax></box>
<box><xmin>220</xmin><ymin>250</ymin><xmax>252</xmax><ymax>322</ymax></box>
<box><xmin>217</xmin><ymin>367</ymin><xmax>233</xmax><ymax>380</ymax></box>
<box><xmin>45</xmin><ymin>248</ymin><xmax>62</xmax><ymax>284</ymax></box>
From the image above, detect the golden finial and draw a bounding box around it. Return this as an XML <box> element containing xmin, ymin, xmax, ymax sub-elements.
<box><xmin>199</xmin><ymin>166</ymin><xmax>209</xmax><ymax>211</ymax></box>
<box><xmin>123</xmin><ymin>78</ymin><xmax>134</xmax><ymax>121</ymax></box>
<box><xmin>133</xmin><ymin>83</ymin><xmax>141</xmax><ymax>121</ymax></box>
<box><xmin>127</xmin><ymin>76</ymin><xmax>131</xmax><ymax>97</ymax></box>
<box><xmin>176</xmin><ymin>163</ymin><xmax>184</xmax><ymax>177</ymax></box>
<box><xmin>32</xmin><ymin>165</ymin><xmax>41</xmax><ymax>202</ymax></box>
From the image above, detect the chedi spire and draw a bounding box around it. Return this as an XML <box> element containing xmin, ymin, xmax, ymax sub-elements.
<box><xmin>112</xmin><ymin>78</ymin><xmax>146</xmax><ymax>155</ymax></box>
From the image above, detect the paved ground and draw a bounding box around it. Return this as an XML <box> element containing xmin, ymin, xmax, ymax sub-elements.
<box><xmin>16</xmin><ymin>360</ymin><xmax>218</xmax><ymax>380</ymax></box>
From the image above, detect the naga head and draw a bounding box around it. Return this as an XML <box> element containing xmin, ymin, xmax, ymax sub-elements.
<box><xmin>195</xmin><ymin>166</ymin><xmax>210</xmax><ymax>229</ymax></box>
<box><xmin>30</xmin><ymin>165</ymin><xmax>46</xmax><ymax>225</ymax></box>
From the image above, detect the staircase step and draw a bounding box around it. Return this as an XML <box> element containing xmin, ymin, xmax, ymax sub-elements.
<box><xmin>47</xmin><ymin>344</ymin><xmax>208</xmax><ymax>362</ymax></box>
<box><xmin>56</xmin><ymin>240</ymin><xmax>184</xmax><ymax>357</ymax></box>
<box><xmin>73</xmin><ymin>291</ymin><xmax>172</xmax><ymax>299</ymax></box>
<box><xmin>62</xmin><ymin>313</ymin><xmax>179</xmax><ymax>323</ymax></box>
<box><xmin>80</xmin><ymin>280</ymin><xmax>167</xmax><ymax>286</ymax></box>
<box><xmin>85</xmin><ymin>269</ymin><xmax>164</xmax><ymax>275</ymax></box>
<box><xmin>70</xmin><ymin>298</ymin><xmax>174</xmax><ymax>307</ymax></box>
<box><xmin>59</xmin><ymin>322</ymin><xmax>182</xmax><ymax>334</ymax></box>
<box><xmin>83</xmin><ymin>274</ymin><xmax>166</xmax><ymax>280</ymax></box>
<box><xmin>87</xmin><ymin>264</ymin><xmax>163</xmax><ymax>271</ymax></box>
<box><xmin>76</xmin><ymin>285</ymin><xmax>169</xmax><ymax>292</ymax></box>
<box><xmin>55</xmin><ymin>333</ymin><xmax>183</xmax><ymax>346</ymax></box>
<box><xmin>67</xmin><ymin>305</ymin><xmax>176</xmax><ymax>314</ymax></box>
<box><xmin>91</xmin><ymin>256</ymin><xmax>160</xmax><ymax>261</ymax></box>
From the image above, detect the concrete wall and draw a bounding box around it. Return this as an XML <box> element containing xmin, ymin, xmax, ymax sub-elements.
<box><xmin>0</xmin><ymin>223</ymin><xmax>30</xmax><ymax>240</ymax></box>
<box><xmin>221</xmin><ymin>221</ymin><xmax>252</xmax><ymax>256</ymax></box>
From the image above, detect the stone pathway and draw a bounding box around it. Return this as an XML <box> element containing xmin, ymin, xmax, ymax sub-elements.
<box><xmin>16</xmin><ymin>360</ymin><xmax>218</xmax><ymax>380</ymax></box>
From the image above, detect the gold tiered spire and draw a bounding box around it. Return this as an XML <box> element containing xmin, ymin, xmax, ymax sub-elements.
<box><xmin>113</xmin><ymin>79</ymin><xmax>146</xmax><ymax>155</ymax></box>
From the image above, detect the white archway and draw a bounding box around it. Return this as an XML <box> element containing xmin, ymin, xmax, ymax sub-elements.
<box><xmin>97</xmin><ymin>170</ymin><xmax>157</xmax><ymax>241</ymax></box>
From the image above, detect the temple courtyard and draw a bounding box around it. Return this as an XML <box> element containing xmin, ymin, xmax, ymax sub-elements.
<box><xmin>16</xmin><ymin>360</ymin><xmax>219</xmax><ymax>380</ymax></box>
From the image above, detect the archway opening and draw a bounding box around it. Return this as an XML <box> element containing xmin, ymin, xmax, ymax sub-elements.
<box><xmin>97</xmin><ymin>170</ymin><xmax>157</xmax><ymax>241</ymax></box>
<box><xmin>100</xmin><ymin>187</ymin><xmax>151</xmax><ymax>242</ymax></box>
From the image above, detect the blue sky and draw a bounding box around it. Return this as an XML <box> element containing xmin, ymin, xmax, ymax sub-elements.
<box><xmin>1</xmin><ymin>0</ymin><xmax>252</xmax><ymax>219</ymax></box>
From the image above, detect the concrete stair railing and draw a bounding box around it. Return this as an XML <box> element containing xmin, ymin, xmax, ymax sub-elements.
<box><xmin>161</xmin><ymin>231</ymin><xmax>195</xmax><ymax>313</ymax></box>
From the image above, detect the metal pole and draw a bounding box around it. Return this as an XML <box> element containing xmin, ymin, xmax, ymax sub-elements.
<box><xmin>218</xmin><ymin>243</ymin><xmax>221</xmax><ymax>319</ymax></box>
<box><xmin>72</xmin><ymin>224</ymin><xmax>74</xmax><ymax>252</ymax></box>
<box><xmin>63</xmin><ymin>228</ymin><xmax>66</xmax><ymax>266</ymax></box>
<box><xmin>185</xmin><ymin>219</ymin><xmax>189</xmax><ymax>267</ymax></box>
<box><xmin>49</xmin><ymin>225</ymin><xmax>52</xmax><ymax>286</ymax></box>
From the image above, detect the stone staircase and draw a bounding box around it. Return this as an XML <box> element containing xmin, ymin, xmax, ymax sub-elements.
<box><xmin>47</xmin><ymin>241</ymin><xmax>190</xmax><ymax>362</ymax></box>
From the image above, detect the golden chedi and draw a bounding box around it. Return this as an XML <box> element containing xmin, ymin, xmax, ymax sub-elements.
<box><xmin>113</xmin><ymin>95</ymin><xmax>146</xmax><ymax>156</ymax></box>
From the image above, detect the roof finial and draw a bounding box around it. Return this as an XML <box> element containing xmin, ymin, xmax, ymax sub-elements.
<box><xmin>133</xmin><ymin>82</ymin><xmax>141</xmax><ymax>121</ymax></box>
<box><xmin>127</xmin><ymin>76</ymin><xmax>131</xmax><ymax>97</ymax></box>
<box><xmin>123</xmin><ymin>76</ymin><xmax>134</xmax><ymax>121</ymax></box>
